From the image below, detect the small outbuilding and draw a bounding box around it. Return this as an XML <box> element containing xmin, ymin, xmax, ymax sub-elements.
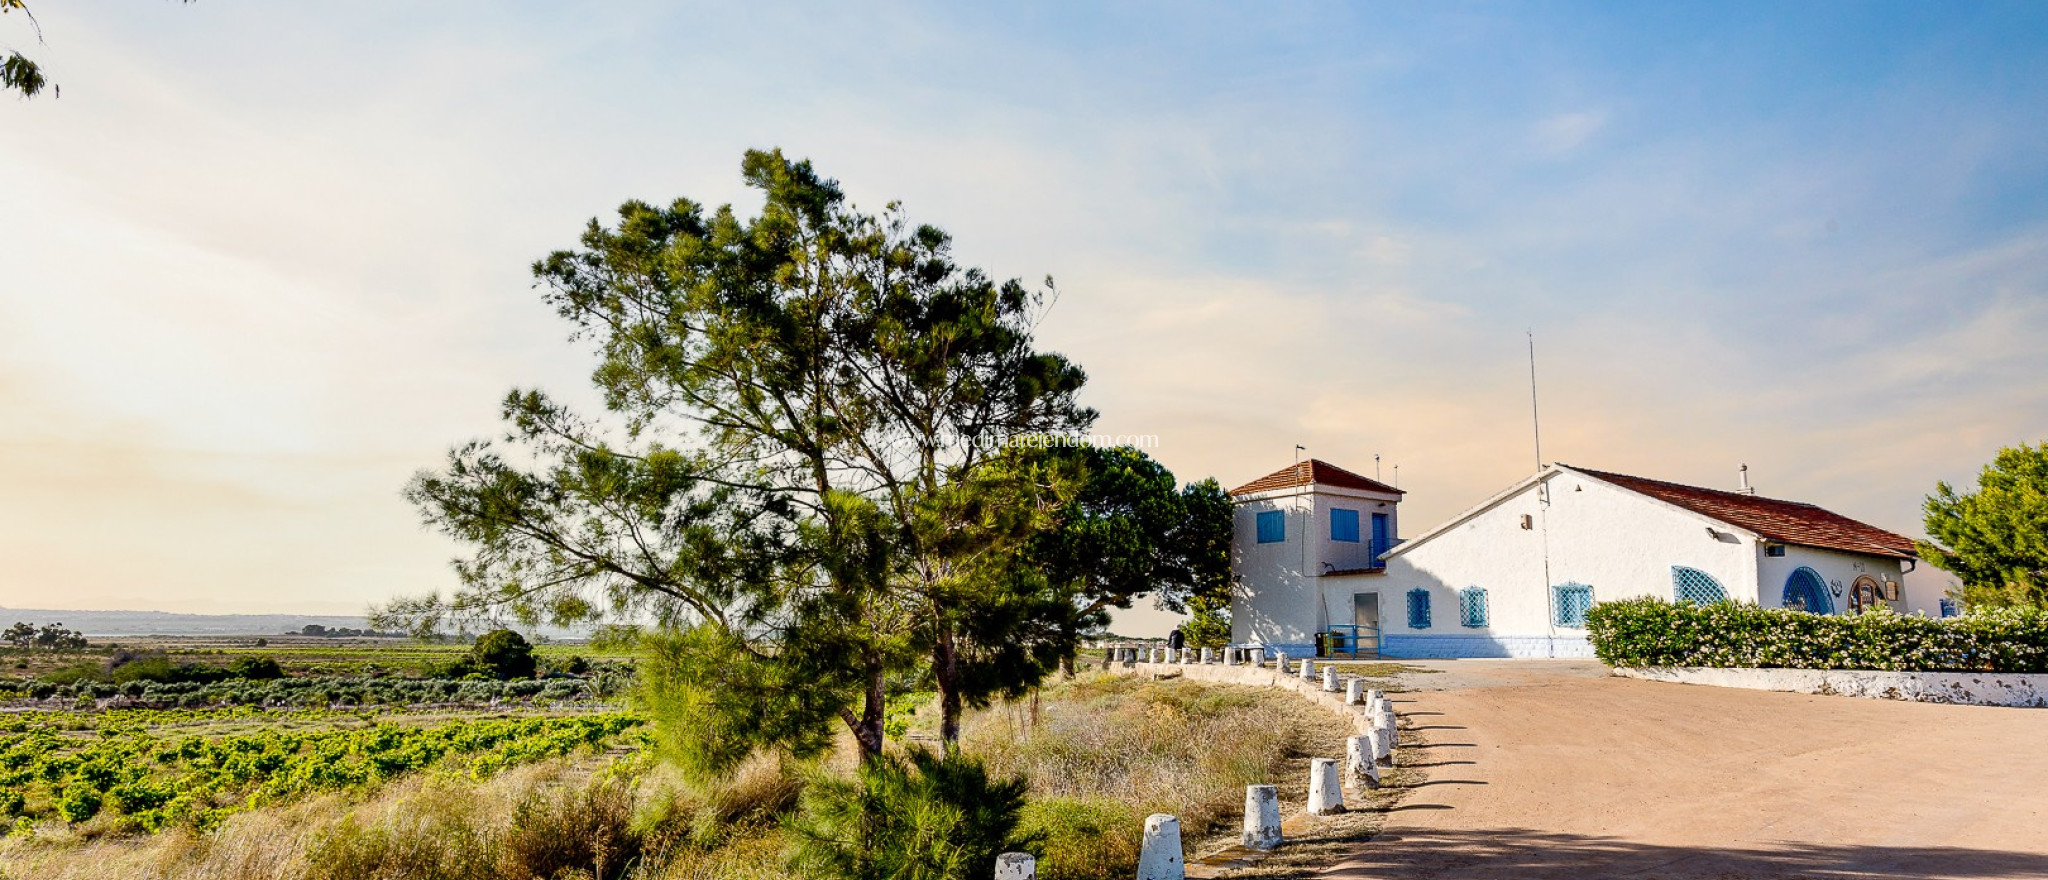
<box><xmin>1228</xmin><ymin>460</ymin><xmax>1924</xmax><ymax>659</ymax></box>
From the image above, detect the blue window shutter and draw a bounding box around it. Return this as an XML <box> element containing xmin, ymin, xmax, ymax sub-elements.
<box><xmin>1553</xmin><ymin>584</ymin><xmax>1593</xmax><ymax>628</ymax></box>
<box><xmin>1256</xmin><ymin>510</ymin><xmax>1285</xmax><ymax>544</ymax></box>
<box><xmin>1939</xmin><ymin>598</ymin><xmax>1958</xmax><ymax>618</ymax></box>
<box><xmin>1370</xmin><ymin>513</ymin><xmax>1390</xmax><ymax>558</ymax></box>
<box><xmin>1331</xmin><ymin>509</ymin><xmax>1360</xmax><ymax>543</ymax></box>
<box><xmin>1458</xmin><ymin>587</ymin><xmax>1488</xmax><ymax>628</ymax></box>
<box><xmin>1672</xmin><ymin>567</ymin><xmax>1727</xmax><ymax>604</ymax></box>
<box><xmin>1407</xmin><ymin>588</ymin><xmax>1431</xmax><ymax>629</ymax></box>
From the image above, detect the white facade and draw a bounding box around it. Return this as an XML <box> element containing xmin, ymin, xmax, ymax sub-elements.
<box><xmin>1230</xmin><ymin>476</ymin><xmax>1402</xmax><ymax>657</ymax></box>
<box><xmin>1230</xmin><ymin>462</ymin><xmax>1920</xmax><ymax>660</ymax></box>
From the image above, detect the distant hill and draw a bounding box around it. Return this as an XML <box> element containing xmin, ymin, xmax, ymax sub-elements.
<box><xmin>0</xmin><ymin>607</ymin><xmax>379</xmax><ymax>637</ymax></box>
<box><xmin>0</xmin><ymin>607</ymin><xmax>587</xmax><ymax>640</ymax></box>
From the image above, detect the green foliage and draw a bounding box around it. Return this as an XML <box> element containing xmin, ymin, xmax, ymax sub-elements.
<box><xmin>469</xmin><ymin>630</ymin><xmax>537</xmax><ymax>680</ymax></box>
<box><xmin>1014</xmin><ymin>798</ymin><xmax>1137</xmax><ymax>880</ymax></box>
<box><xmin>228</xmin><ymin>655</ymin><xmax>285</xmax><ymax>680</ymax></box>
<box><xmin>636</xmin><ymin>624</ymin><xmax>844</xmax><ymax>781</ymax></box>
<box><xmin>785</xmin><ymin>749</ymin><xmax>1031</xmax><ymax>880</ymax></box>
<box><xmin>0</xmin><ymin>708</ymin><xmax>643</xmax><ymax>831</ymax></box>
<box><xmin>1585</xmin><ymin>596</ymin><xmax>2048</xmax><ymax>672</ymax></box>
<box><xmin>392</xmin><ymin>149</ymin><xmax>1099</xmax><ymax>762</ymax></box>
<box><xmin>1921</xmin><ymin>441</ymin><xmax>2048</xmax><ymax>609</ymax></box>
<box><xmin>1177</xmin><ymin>593</ymin><xmax>1231</xmax><ymax>650</ymax></box>
<box><xmin>1028</xmin><ymin>447</ymin><xmax>1233</xmax><ymax>634</ymax></box>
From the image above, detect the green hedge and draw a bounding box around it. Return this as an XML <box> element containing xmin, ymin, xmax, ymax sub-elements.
<box><xmin>1584</xmin><ymin>597</ymin><xmax>2048</xmax><ymax>673</ymax></box>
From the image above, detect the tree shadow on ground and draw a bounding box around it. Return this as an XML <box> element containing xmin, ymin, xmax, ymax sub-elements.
<box><xmin>1320</xmin><ymin>827</ymin><xmax>2048</xmax><ymax>880</ymax></box>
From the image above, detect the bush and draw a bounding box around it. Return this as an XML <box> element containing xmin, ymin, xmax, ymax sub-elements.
<box><xmin>1014</xmin><ymin>798</ymin><xmax>1138</xmax><ymax>880</ymax></box>
<box><xmin>785</xmin><ymin>749</ymin><xmax>1031</xmax><ymax>880</ymax></box>
<box><xmin>1585</xmin><ymin>597</ymin><xmax>2048</xmax><ymax>672</ymax></box>
<box><xmin>229</xmin><ymin>656</ymin><xmax>286</xmax><ymax>680</ymax></box>
<box><xmin>470</xmin><ymin>630</ymin><xmax>537</xmax><ymax>680</ymax></box>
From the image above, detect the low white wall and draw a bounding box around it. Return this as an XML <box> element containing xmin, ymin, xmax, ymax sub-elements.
<box><xmin>1614</xmin><ymin>666</ymin><xmax>2048</xmax><ymax>708</ymax></box>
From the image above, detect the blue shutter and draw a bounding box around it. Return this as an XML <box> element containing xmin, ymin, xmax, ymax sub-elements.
<box><xmin>1671</xmin><ymin>567</ymin><xmax>1727</xmax><ymax>605</ymax></box>
<box><xmin>1256</xmin><ymin>510</ymin><xmax>1285</xmax><ymax>544</ymax></box>
<box><xmin>1458</xmin><ymin>587</ymin><xmax>1489</xmax><ymax>628</ymax></box>
<box><xmin>1370</xmin><ymin>513</ymin><xmax>1391</xmax><ymax>560</ymax></box>
<box><xmin>1553</xmin><ymin>583</ymin><xmax>1593</xmax><ymax>628</ymax></box>
<box><xmin>1330</xmin><ymin>509</ymin><xmax>1360</xmax><ymax>543</ymax></box>
<box><xmin>1407</xmin><ymin>588</ymin><xmax>1432</xmax><ymax>629</ymax></box>
<box><xmin>1939</xmin><ymin>598</ymin><xmax>1959</xmax><ymax>618</ymax></box>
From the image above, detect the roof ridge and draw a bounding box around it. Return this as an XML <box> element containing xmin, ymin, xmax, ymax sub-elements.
<box><xmin>1559</xmin><ymin>464</ymin><xmax>1825</xmax><ymax>509</ymax></box>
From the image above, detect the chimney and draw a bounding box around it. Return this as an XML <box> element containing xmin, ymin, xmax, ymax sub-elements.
<box><xmin>1738</xmin><ymin>464</ymin><xmax>1755</xmax><ymax>495</ymax></box>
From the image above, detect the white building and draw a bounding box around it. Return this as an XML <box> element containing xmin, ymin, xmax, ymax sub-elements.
<box><xmin>1228</xmin><ymin>459</ymin><xmax>1405</xmax><ymax>658</ymax></box>
<box><xmin>1229</xmin><ymin>460</ymin><xmax>1924</xmax><ymax>659</ymax></box>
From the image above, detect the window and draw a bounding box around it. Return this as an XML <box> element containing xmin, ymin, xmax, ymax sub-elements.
<box><xmin>1458</xmin><ymin>587</ymin><xmax>1489</xmax><ymax>628</ymax></box>
<box><xmin>1255</xmin><ymin>510</ymin><xmax>1285</xmax><ymax>544</ymax></box>
<box><xmin>1939</xmin><ymin>598</ymin><xmax>1959</xmax><ymax>618</ymax></box>
<box><xmin>1553</xmin><ymin>583</ymin><xmax>1593</xmax><ymax>628</ymax></box>
<box><xmin>1765</xmin><ymin>544</ymin><xmax>1787</xmax><ymax>558</ymax></box>
<box><xmin>1407</xmin><ymin>588</ymin><xmax>1431</xmax><ymax>629</ymax></box>
<box><xmin>1782</xmin><ymin>567</ymin><xmax>1832</xmax><ymax>614</ymax></box>
<box><xmin>1330</xmin><ymin>508</ymin><xmax>1360</xmax><ymax>543</ymax></box>
<box><xmin>1671</xmin><ymin>567</ymin><xmax>1726</xmax><ymax>605</ymax></box>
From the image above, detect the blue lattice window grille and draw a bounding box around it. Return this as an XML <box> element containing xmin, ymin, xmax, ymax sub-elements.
<box><xmin>1330</xmin><ymin>508</ymin><xmax>1360</xmax><ymax>543</ymax></box>
<box><xmin>1407</xmin><ymin>588</ymin><xmax>1432</xmax><ymax>629</ymax></box>
<box><xmin>1782</xmin><ymin>567</ymin><xmax>1832</xmax><ymax>614</ymax></box>
<box><xmin>1671</xmin><ymin>567</ymin><xmax>1726</xmax><ymax>605</ymax></box>
<box><xmin>1939</xmin><ymin>598</ymin><xmax>1959</xmax><ymax>618</ymax></box>
<box><xmin>1553</xmin><ymin>583</ymin><xmax>1593</xmax><ymax>628</ymax></box>
<box><xmin>1458</xmin><ymin>587</ymin><xmax>1488</xmax><ymax>628</ymax></box>
<box><xmin>1256</xmin><ymin>510</ymin><xmax>1285</xmax><ymax>544</ymax></box>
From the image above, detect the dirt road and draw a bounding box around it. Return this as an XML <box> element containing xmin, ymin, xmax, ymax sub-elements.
<box><xmin>1324</xmin><ymin>660</ymin><xmax>2048</xmax><ymax>879</ymax></box>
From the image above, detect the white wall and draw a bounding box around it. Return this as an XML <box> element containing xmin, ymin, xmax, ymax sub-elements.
<box><xmin>1757</xmin><ymin>544</ymin><xmax>1912</xmax><ymax>615</ymax></box>
<box><xmin>1376</xmin><ymin>470</ymin><xmax>1763</xmax><ymax>657</ymax></box>
<box><xmin>1230</xmin><ymin>483</ymin><xmax>1402</xmax><ymax>652</ymax></box>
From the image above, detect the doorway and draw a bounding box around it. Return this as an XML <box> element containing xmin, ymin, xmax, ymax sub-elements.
<box><xmin>1352</xmin><ymin>592</ymin><xmax>1382</xmax><ymax>659</ymax></box>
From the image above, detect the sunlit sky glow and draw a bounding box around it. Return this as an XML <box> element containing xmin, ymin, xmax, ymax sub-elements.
<box><xmin>4</xmin><ymin>3</ymin><xmax>2046</xmax><ymax>634</ymax></box>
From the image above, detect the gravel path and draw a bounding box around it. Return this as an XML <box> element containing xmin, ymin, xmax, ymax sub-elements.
<box><xmin>1322</xmin><ymin>659</ymin><xmax>2048</xmax><ymax>879</ymax></box>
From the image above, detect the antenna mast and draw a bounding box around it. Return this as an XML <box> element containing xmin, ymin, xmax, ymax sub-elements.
<box><xmin>1527</xmin><ymin>330</ymin><xmax>1544</xmax><ymax>471</ymax></box>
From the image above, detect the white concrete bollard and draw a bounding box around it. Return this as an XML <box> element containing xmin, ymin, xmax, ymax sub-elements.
<box><xmin>1298</xmin><ymin>659</ymin><xmax>1314</xmax><ymax>680</ymax></box>
<box><xmin>1345</xmin><ymin>678</ymin><xmax>1365</xmax><ymax>704</ymax></box>
<box><xmin>995</xmin><ymin>852</ymin><xmax>1036</xmax><ymax>880</ymax></box>
<box><xmin>1241</xmin><ymin>784</ymin><xmax>1282</xmax><ymax>849</ymax></box>
<box><xmin>1321</xmin><ymin>668</ymin><xmax>1339</xmax><ymax>692</ymax></box>
<box><xmin>1306</xmin><ymin>758</ymin><xmax>1345</xmax><ymax>815</ymax></box>
<box><xmin>1201</xmin><ymin>647</ymin><xmax>1214</xmax><ymax>664</ymax></box>
<box><xmin>1223</xmin><ymin>647</ymin><xmax>1238</xmax><ymax>666</ymax></box>
<box><xmin>1367</xmin><ymin>688</ymin><xmax>1385</xmax><ymax>706</ymax></box>
<box><xmin>1272</xmin><ymin>650</ymin><xmax>1287</xmax><ymax>672</ymax></box>
<box><xmin>1378</xmin><ymin>706</ymin><xmax>1398</xmax><ymax>730</ymax></box>
<box><xmin>1368</xmin><ymin>724</ymin><xmax>1394</xmax><ymax>765</ymax></box>
<box><xmin>1248</xmin><ymin>647</ymin><xmax>1265</xmax><ymax>668</ymax></box>
<box><xmin>1137</xmin><ymin>814</ymin><xmax>1184</xmax><ymax>880</ymax></box>
<box><xmin>1345</xmin><ymin>734</ymin><xmax>1380</xmax><ymax>789</ymax></box>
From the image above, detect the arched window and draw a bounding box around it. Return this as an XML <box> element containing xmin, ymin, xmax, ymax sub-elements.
<box><xmin>1783</xmin><ymin>567</ymin><xmax>1832</xmax><ymax>614</ymax></box>
<box><xmin>1458</xmin><ymin>587</ymin><xmax>1489</xmax><ymax>628</ymax></box>
<box><xmin>1553</xmin><ymin>583</ymin><xmax>1593</xmax><ymax>628</ymax></box>
<box><xmin>1407</xmin><ymin>588</ymin><xmax>1432</xmax><ymax>629</ymax></box>
<box><xmin>1671</xmin><ymin>567</ymin><xmax>1726</xmax><ymax>605</ymax></box>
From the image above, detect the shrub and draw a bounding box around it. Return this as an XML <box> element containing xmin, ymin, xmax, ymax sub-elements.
<box><xmin>498</xmin><ymin>776</ymin><xmax>639</xmax><ymax>880</ymax></box>
<box><xmin>785</xmin><ymin>749</ymin><xmax>1031</xmax><ymax>880</ymax></box>
<box><xmin>1585</xmin><ymin>597</ymin><xmax>2048</xmax><ymax>672</ymax></box>
<box><xmin>470</xmin><ymin>630</ymin><xmax>537</xmax><ymax>680</ymax></box>
<box><xmin>229</xmin><ymin>656</ymin><xmax>286</xmax><ymax>680</ymax></box>
<box><xmin>1014</xmin><ymin>798</ymin><xmax>1137</xmax><ymax>880</ymax></box>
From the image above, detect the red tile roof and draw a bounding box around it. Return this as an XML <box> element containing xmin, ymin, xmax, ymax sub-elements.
<box><xmin>1229</xmin><ymin>459</ymin><xmax>1405</xmax><ymax>497</ymax></box>
<box><xmin>1564</xmin><ymin>465</ymin><xmax>1919</xmax><ymax>560</ymax></box>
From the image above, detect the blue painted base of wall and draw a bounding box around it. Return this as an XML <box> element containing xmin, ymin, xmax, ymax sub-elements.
<box><xmin>1381</xmin><ymin>634</ymin><xmax>1594</xmax><ymax>659</ymax></box>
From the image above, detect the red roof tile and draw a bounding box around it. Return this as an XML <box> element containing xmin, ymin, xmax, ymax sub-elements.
<box><xmin>1229</xmin><ymin>459</ymin><xmax>1405</xmax><ymax>497</ymax></box>
<box><xmin>1564</xmin><ymin>465</ymin><xmax>1919</xmax><ymax>560</ymax></box>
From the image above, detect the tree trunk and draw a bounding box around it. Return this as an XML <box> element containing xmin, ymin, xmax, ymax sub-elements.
<box><xmin>935</xmin><ymin>631</ymin><xmax>963</xmax><ymax>752</ymax></box>
<box><xmin>852</xmin><ymin>660</ymin><xmax>888</xmax><ymax>762</ymax></box>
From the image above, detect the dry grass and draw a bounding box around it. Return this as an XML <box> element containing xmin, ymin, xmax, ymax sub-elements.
<box><xmin>963</xmin><ymin>673</ymin><xmax>1355</xmax><ymax>880</ymax></box>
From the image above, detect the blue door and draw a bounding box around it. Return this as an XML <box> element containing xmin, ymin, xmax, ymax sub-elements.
<box><xmin>1370</xmin><ymin>513</ymin><xmax>1390</xmax><ymax>564</ymax></box>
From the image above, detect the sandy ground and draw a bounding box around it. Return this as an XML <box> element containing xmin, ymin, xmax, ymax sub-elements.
<box><xmin>1322</xmin><ymin>660</ymin><xmax>2048</xmax><ymax>880</ymax></box>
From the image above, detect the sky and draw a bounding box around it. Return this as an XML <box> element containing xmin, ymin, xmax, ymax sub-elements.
<box><xmin>3</xmin><ymin>2</ymin><xmax>2046</xmax><ymax>634</ymax></box>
